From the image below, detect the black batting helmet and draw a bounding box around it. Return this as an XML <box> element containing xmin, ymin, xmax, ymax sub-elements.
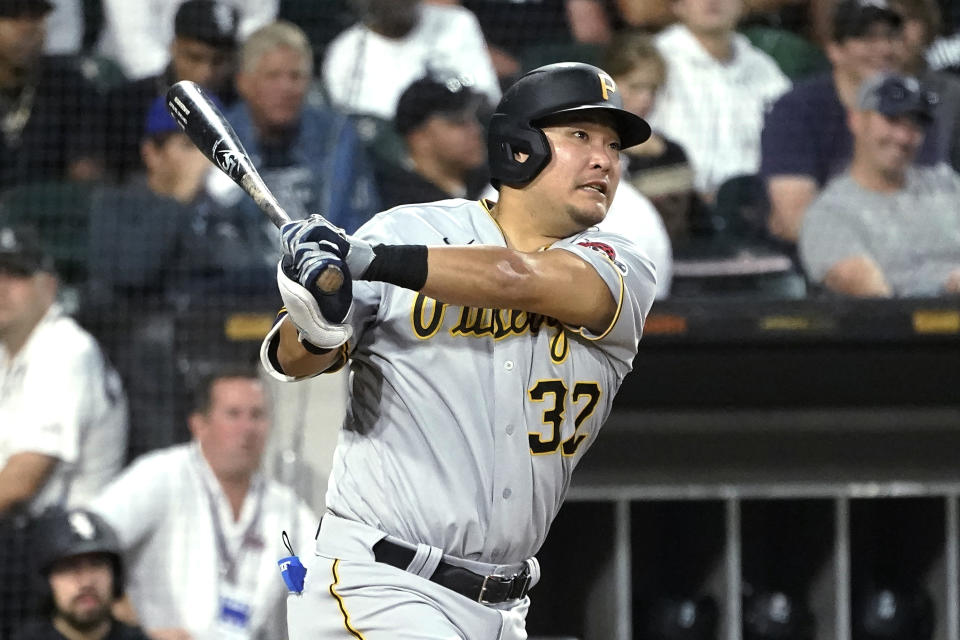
<box><xmin>487</xmin><ymin>61</ymin><xmax>651</xmax><ymax>189</ymax></box>
<box><xmin>34</xmin><ymin>508</ymin><xmax>125</xmax><ymax>603</ymax></box>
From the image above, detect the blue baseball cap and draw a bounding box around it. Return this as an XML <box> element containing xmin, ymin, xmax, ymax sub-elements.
<box><xmin>857</xmin><ymin>74</ymin><xmax>938</xmax><ymax>124</ymax></box>
<box><xmin>144</xmin><ymin>92</ymin><xmax>224</xmax><ymax>139</ymax></box>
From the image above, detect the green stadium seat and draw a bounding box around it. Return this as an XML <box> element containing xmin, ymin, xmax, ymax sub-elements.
<box><xmin>0</xmin><ymin>181</ymin><xmax>95</xmax><ymax>285</ymax></box>
<box><xmin>740</xmin><ymin>26</ymin><xmax>830</xmax><ymax>82</ymax></box>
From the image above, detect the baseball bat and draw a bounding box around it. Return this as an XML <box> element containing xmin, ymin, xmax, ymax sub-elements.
<box><xmin>164</xmin><ymin>80</ymin><xmax>344</xmax><ymax>294</ymax></box>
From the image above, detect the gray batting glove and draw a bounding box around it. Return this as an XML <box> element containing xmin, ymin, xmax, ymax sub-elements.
<box><xmin>280</xmin><ymin>215</ymin><xmax>376</xmax><ymax>279</ymax></box>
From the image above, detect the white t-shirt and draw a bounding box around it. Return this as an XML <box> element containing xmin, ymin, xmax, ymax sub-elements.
<box><xmin>599</xmin><ymin>180</ymin><xmax>673</xmax><ymax>299</ymax></box>
<box><xmin>0</xmin><ymin>304</ymin><xmax>127</xmax><ymax>515</ymax></box>
<box><xmin>96</xmin><ymin>0</ymin><xmax>279</xmax><ymax>80</ymax></box>
<box><xmin>649</xmin><ymin>24</ymin><xmax>791</xmax><ymax>196</ymax></box>
<box><xmin>322</xmin><ymin>3</ymin><xmax>501</xmax><ymax>120</ymax></box>
<box><xmin>91</xmin><ymin>443</ymin><xmax>317</xmax><ymax>640</ymax></box>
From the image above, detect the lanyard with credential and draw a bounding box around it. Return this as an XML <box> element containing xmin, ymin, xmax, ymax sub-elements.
<box><xmin>195</xmin><ymin>451</ymin><xmax>267</xmax><ymax>585</ymax></box>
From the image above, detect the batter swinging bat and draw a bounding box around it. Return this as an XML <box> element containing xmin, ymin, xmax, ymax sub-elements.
<box><xmin>164</xmin><ymin>80</ymin><xmax>344</xmax><ymax>294</ymax></box>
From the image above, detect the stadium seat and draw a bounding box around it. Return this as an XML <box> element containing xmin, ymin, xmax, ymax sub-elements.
<box><xmin>0</xmin><ymin>181</ymin><xmax>96</xmax><ymax>286</ymax></box>
<box><xmin>740</xmin><ymin>26</ymin><xmax>830</xmax><ymax>82</ymax></box>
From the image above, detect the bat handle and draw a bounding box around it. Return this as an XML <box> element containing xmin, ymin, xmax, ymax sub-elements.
<box><xmin>239</xmin><ymin>174</ymin><xmax>345</xmax><ymax>294</ymax></box>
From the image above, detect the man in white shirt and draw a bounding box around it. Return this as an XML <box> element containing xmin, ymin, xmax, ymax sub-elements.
<box><xmin>91</xmin><ymin>368</ymin><xmax>317</xmax><ymax>640</ymax></box>
<box><xmin>322</xmin><ymin>0</ymin><xmax>501</xmax><ymax>120</ymax></box>
<box><xmin>0</xmin><ymin>225</ymin><xmax>128</xmax><ymax>518</ymax></box>
<box><xmin>97</xmin><ymin>0</ymin><xmax>278</xmax><ymax>80</ymax></box>
<box><xmin>649</xmin><ymin>0</ymin><xmax>790</xmax><ymax>200</ymax></box>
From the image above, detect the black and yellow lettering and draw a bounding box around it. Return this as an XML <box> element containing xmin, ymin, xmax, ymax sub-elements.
<box><xmin>549</xmin><ymin>328</ymin><xmax>569</xmax><ymax>364</ymax></box>
<box><xmin>528</xmin><ymin>379</ymin><xmax>566</xmax><ymax>455</ymax></box>
<box><xmin>528</xmin><ymin>379</ymin><xmax>602</xmax><ymax>456</ymax></box>
<box><xmin>598</xmin><ymin>72</ymin><xmax>617</xmax><ymax>101</ymax></box>
<box><xmin>411</xmin><ymin>293</ymin><xmax>447</xmax><ymax>339</ymax></box>
<box><xmin>561</xmin><ymin>382</ymin><xmax>601</xmax><ymax>456</ymax></box>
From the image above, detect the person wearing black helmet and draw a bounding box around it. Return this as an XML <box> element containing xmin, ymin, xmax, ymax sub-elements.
<box><xmin>12</xmin><ymin>508</ymin><xmax>149</xmax><ymax>640</ymax></box>
<box><xmin>262</xmin><ymin>61</ymin><xmax>658</xmax><ymax>639</ymax></box>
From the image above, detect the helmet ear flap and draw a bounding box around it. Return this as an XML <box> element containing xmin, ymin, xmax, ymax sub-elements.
<box><xmin>488</xmin><ymin>114</ymin><xmax>552</xmax><ymax>188</ymax></box>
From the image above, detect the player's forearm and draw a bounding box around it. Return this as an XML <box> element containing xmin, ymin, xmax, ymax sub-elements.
<box><xmin>276</xmin><ymin>318</ymin><xmax>342</xmax><ymax>378</ymax></box>
<box><xmin>418</xmin><ymin>245</ymin><xmax>616</xmax><ymax>332</ymax></box>
<box><xmin>420</xmin><ymin>246</ymin><xmax>538</xmax><ymax>309</ymax></box>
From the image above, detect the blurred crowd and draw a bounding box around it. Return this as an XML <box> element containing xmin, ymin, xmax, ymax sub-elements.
<box><xmin>2</xmin><ymin>0</ymin><xmax>960</xmax><ymax>638</ymax></box>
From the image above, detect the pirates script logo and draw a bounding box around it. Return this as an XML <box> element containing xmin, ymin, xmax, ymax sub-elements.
<box><xmin>212</xmin><ymin>139</ymin><xmax>241</xmax><ymax>178</ymax></box>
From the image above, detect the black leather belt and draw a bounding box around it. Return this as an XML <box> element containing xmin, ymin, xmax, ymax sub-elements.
<box><xmin>372</xmin><ymin>539</ymin><xmax>531</xmax><ymax>604</ymax></box>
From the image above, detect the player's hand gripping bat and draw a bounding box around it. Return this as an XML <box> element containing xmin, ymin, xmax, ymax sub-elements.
<box><xmin>165</xmin><ymin>80</ymin><xmax>345</xmax><ymax>294</ymax></box>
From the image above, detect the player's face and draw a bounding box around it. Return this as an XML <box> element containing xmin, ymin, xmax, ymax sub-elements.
<box><xmin>237</xmin><ymin>45</ymin><xmax>310</xmax><ymax>133</ymax></box>
<box><xmin>672</xmin><ymin>0</ymin><xmax>742</xmax><ymax>36</ymax></box>
<box><xmin>614</xmin><ymin>63</ymin><xmax>664</xmax><ymax>119</ymax></box>
<box><xmin>192</xmin><ymin>377</ymin><xmax>270</xmax><ymax>481</ymax></box>
<box><xmin>0</xmin><ymin>15</ymin><xmax>45</xmax><ymax>72</ymax></box>
<box><xmin>531</xmin><ymin>116</ymin><xmax>622</xmax><ymax>232</ymax></box>
<box><xmin>171</xmin><ymin>37</ymin><xmax>235</xmax><ymax>93</ymax></box>
<box><xmin>0</xmin><ymin>269</ymin><xmax>54</xmax><ymax>339</ymax></box>
<box><xmin>49</xmin><ymin>553</ymin><xmax>114</xmax><ymax>632</ymax></box>
<box><xmin>854</xmin><ymin>110</ymin><xmax>926</xmax><ymax>177</ymax></box>
<box><xmin>422</xmin><ymin>111</ymin><xmax>486</xmax><ymax>172</ymax></box>
<box><xmin>829</xmin><ymin>22</ymin><xmax>902</xmax><ymax>82</ymax></box>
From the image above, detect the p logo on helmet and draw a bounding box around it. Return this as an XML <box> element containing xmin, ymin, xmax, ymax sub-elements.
<box><xmin>486</xmin><ymin>62</ymin><xmax>651</xmax><ymax>188</ymax></box>
<box><xmin>598</xmin><ymin>72</ymin><xmax>616</xmax><ymax>101</ymax></box>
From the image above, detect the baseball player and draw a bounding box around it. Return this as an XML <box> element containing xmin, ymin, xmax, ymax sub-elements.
<box><xmin>261</xmin><ymin>62</ymin><xmax>658</xmax><ymax>638</ymax></box>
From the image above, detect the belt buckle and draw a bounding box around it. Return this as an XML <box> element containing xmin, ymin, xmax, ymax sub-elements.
<box><xmin>477</xmin><ymin>574</ymin><xmax>512</xmax><ymax>604</ymax></box>
<box><xmin>478</xmin><ymin>566</ymin><xmax>531</xmax><ymax>604</ymax></box>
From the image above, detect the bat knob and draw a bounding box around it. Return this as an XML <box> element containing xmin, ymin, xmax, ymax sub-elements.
<box><xmin>316</xmin><ymin>265</ymin><xmax>345</xmax><ymax>293</ymax></box>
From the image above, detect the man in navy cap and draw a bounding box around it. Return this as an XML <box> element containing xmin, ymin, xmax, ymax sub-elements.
<box><xmin>89</xmin><ymin>94</ymin><xmax>275</xmax><ymax>306</ymax></box>
<box><xmin>105</xmin><ymin>0</ymin><xmax>242</xmax><ymax>180</ymax></box>
<box><xmin>760</xmin><ymin>0</ymin><xmax>949</xmax><ymax>244</ymax></box>
<box><xmin>375</xmin><ymin>75</ymin><xmax>490</xmax><ymax>209</ymax></box>
<box><xmin>799</xmin><ymin>73</ymin><xmax>960</xmax><ymax>297</ymax></box>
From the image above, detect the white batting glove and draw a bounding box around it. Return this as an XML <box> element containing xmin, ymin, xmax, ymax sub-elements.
<box><xmin>280</xmin><ymin>215</ymin><xmax>376</xmax><ymax>279</ymax></box>
<box><xmin>277</xmin><ymin>261</ymin><xmax>353</xmax><ymax>350</ymax></box>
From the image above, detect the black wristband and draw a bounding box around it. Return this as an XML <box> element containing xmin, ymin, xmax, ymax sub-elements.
<box><xmin>298</xmin><ymin>332</ymin><xmax>334</xmax><ymax>355</ymax></box>
<box><xmin>362</xmin><ymin>244</ymin><xmax>429</xmax><ymax>291</ymax></box>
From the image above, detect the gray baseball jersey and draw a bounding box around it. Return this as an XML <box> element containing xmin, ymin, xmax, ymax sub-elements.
<box><xmin>267</xmin><ymin>198</ymin><xmax>657</xmax><ymax>564</ymax></box>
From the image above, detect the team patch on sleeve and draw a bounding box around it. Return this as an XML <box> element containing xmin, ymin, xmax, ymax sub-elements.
<box><xmin>577</xmin><ymin>241</ymin><xmax>628</xmax><ymax>275</ymax></box>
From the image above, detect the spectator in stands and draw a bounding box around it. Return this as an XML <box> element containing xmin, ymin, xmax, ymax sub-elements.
<box><xmin>799</xmin><ymin>74</ymin><xmax>960</xmax><ymax>297</ymax></box>
<box><xmin>0</xmin><ymin>0</ymin><xmax>104</xmax><ymax>190</ymax></box>
<box><xmin>603</xmin><ymin>30</ymin><xmax>701</xmax><ymax>248</ymax></box>
<box><xmin>105</xmin><ymin>0</ymin><xmax>241</xmax><ymax>180</ymax></box>
<box><xmin>90</xmin><ymin>367</ymin><xmax>317</xmax><ymax>640</ymax></box>
<box><xmin>761</xmin><ymin>0</ymin><xmax>945</xmax><ymax>243</ymax></box>
<box><xmin>926</xmin><ymin>0</ymin><xmax>960</xmax><ymax>74</ymax></box>
<box><xmin>42</xmin><ymin>0</ymin><xmax>83</xmax><ymax>55</ymax></box>
<box><xmin>12</xmin><ymin>508</ymin><xmax>150</xmax><ymax>640</ymax></box>
<box><xmin>458</xmin><ymin>0</ymin><xmax>614</xmax><ymax>81</ymax></box>
<box><xmin>88</xmin><ymin>94</ymin><xmax>275</xmax><ymax>309</ymax></box>
<box><xmin>322</xmin><ymin>0</ymin><xmax>500</xmax><ymax>121</ymax></box>
<box><xmin>648</xmin><ymin>0</ymin><xmax>791</xmax><ymax>202</ymax></box>
<box><xmin>0</xmin><ymin>225</ymin><xmax>128</xmax><ymax>518</ymax></box>
<box><xmin>97</xmin><ymin>0</ymin><xmax>276</xmax><ymax>81</ymax></box>
<box><xmin>376</xmin><ymin>75</ymin><xmax>490</xmax><ymax>208</ymax></box>
<box><xmin>209</xmin><ymin>21</ymin><xmax>379</xmax><ymax>235</ymax></box>
<box><xmin>599</xmin><ymin>180</ymin><xmax>674</xmax><ymax>299</ymax></box>
<box><xmin>890</xmin><ymin>0</ymin><xmax>960</xmax><ymax>172</ymax></box>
